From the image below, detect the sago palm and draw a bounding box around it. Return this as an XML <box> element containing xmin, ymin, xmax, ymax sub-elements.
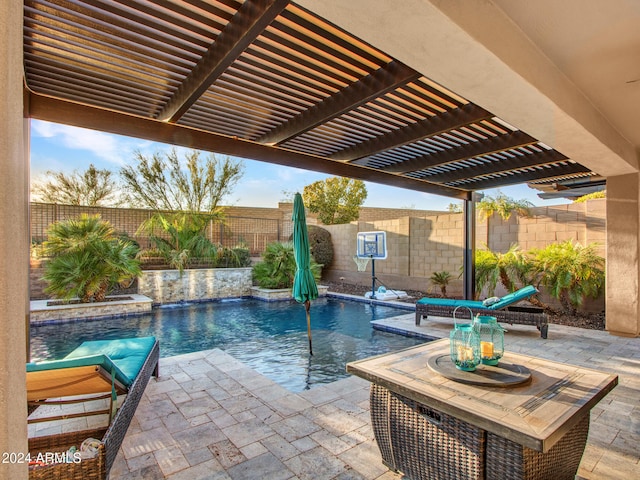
<box><xmin>43</xmin><ymin>214</ymin><xmax>141</xmax><ymax>302</ymax></box>
<box><xmin>430</xmin><ymin>271</ymin><xmax>452</xmax><ymax>297</ymax></box>
<box><xmin>530</xmin><ymin>241</ymin><xmax>605</xmax><ymax>314</ymax></box>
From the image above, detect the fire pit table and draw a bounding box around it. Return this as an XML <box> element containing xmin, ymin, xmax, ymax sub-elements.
<box><xmin>346</xmin><ymin>339</ymin><xmax>617</xmax><ymax>480</ymax></box>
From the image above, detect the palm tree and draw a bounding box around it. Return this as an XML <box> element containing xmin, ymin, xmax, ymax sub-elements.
<box><xmin>530</xmin><ymin>241</ymin><xmax>605</xmax><ymax>314</ymax></box>
<box><xmin>137</xmin><ymin>212</ymin><xmax>221</xmax><ymax>273</ymax></box>
<box><xmin>430</xmin><ymin>271</ymin><xmax>452</xmax><ymax>297</ymax></box>
<box><xmin>43</xmin><ymin>214</ymin><xmax>141</xmax><ymax>302</ymax></box>
<box><xmin>477</xmin><ymin>192</ymin><xmax>533</xmax><ymax>221</ymax></box>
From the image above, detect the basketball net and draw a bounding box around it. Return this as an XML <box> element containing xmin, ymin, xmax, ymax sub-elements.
<box><xmin>353</xmin><ymin>255</ymin><xmax>370</xmax><ymax>272</ymax></box>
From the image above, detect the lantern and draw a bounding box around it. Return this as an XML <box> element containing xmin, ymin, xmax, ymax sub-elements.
<box><xmin>449</xmin><ymin>307</ymin><xmax>481</xmax><ymax>371</ymax></box>
<box><xmin>473</xmin><ymin>315</ymin><xmax>505</xmax><ymax>366</ymax></box>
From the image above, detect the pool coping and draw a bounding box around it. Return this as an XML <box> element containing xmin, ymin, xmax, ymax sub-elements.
<box><xmin>29</xmin><ymin>291</ymin><xmax>418</xmax><ymax>325</ymax></box>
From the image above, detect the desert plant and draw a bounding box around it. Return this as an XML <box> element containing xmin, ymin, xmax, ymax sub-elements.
<box><xmin>252</xmin><ymin>242</ymin><xmax>321</xmax><ymax>289</ymax></box>
<box><xmin>137</xmin><ymin>212</ymin><xmax>220</xmax><ymax>273</ymax></box>
<box><xmin>215</xmin><ymin>245</ymin><xmax>252</xmax><ymax>268</ymax></box>
<box><xmin>529</xmin><ymin>241</ymin><xmax>605</xmax><ymax>314</ymax></box>
<box><xmin>430</xmin><ymin>271</ymin><xmax>452</xmax><ymax>297</ymax></box>
<box><xmin>307</xmin><ymin>226</ymin><xmax>333</xmax><ymax>267</ymax></box>
<box><xmin>43</xmin><ymin>214</ymin><xmax>141</xmax><ymax>302</ymax></box>
<box><xmin>474</xmin><ymin>244</ymin><xmax>530</xmax><ymax>296</ymax></box>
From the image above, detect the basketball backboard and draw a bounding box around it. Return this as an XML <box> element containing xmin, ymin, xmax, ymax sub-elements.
<box><xmin>356</xmin><ymin>231</ymin><xmax>387</xmax><ymax>259</ymax></box>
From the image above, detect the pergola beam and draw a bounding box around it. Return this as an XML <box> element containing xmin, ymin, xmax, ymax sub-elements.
<box><xmin>257</xmin><ymin>61</ymin><xmax>421</xmax><ymax>145</ymax></box>
<box><xmin>28</xmin><ymin>91</ymin><xmax>471</xmax><ymax>200</ymax></box>
<box><xmin>330</xmin><ymin>103</ymin><xmax>492</xmax><ymax>162</ymax></box>
<box><xmin>157</xmin><ymin>0</ymin><xmax>290</xmax><ymax>122</ymax></box>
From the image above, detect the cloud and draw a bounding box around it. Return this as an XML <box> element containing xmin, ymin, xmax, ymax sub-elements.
<box><xmin>31</xmin><ymin>120</ymin><xmax>133</xmax><ymax>166</ymax></box>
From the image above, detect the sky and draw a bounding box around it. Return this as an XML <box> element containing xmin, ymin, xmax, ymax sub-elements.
<box><xmin>29</xmin><ymin>120</ymin><xmax>570</xmax><ymax>211</ymax></box>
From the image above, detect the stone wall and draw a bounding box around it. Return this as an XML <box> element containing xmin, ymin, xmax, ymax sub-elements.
<box><xmin>138</xmin><ymin>268</ymin><xmax>253</xmax><ymax>304</ymax></box>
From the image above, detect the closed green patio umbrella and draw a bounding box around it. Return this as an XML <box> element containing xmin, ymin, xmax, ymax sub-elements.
<box><xmin>292</xmin><ymin>193</ymin><xmax>318</xmax><ymax>355</ymax></box>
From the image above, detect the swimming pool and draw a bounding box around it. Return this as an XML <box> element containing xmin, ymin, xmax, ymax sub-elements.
<box><xmin>30</xmin><ymin>297</ymin><xmax>426</xmax><ymax>392</ymax></box>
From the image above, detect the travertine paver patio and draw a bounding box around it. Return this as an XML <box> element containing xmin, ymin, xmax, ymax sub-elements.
<box><xmin>103</xmin><ymin>313</ymin><xmax>639</xmax><ymax>480</ymax></box>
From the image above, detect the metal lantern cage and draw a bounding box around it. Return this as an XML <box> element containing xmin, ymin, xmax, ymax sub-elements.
<box><xmin>474</xmin><ymin>315</ymin><xmax>505</xmax><ymax>366</ymax></box>
<box><xmin>449</xmin><ymin>307</ymin><xmax>481</xmax><ymax>371</ymax></box>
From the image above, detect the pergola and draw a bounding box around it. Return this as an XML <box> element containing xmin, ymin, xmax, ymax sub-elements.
<box><xmin>23</xmin><ymin>0</ymin><xmax>598</xmax><ymax>198</ymax></box>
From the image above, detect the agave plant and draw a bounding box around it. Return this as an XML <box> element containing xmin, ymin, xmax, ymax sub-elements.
<box><xmin>43</xmin><ymin>214</ymin><xmax>141</xmax><ymax>302</ymax></box>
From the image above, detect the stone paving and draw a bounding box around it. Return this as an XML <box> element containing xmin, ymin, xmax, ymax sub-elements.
<box><xmin>98</xmin><ymin>313</ymin><xmax>639</xmax><ymax>479</ymax></box>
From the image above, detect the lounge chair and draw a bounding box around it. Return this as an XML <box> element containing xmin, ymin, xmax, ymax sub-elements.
<box><xmin>27</xmin><ymin>336</ymin><xmax>159</xmax><ymax>479</ymax></box>
<box><xmin>415</xmin><ymin>286</ymin><xmax>549</xmax><ymax>338</ymax></box>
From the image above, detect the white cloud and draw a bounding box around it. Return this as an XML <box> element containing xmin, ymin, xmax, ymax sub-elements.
<box><xmin>31</xmin><ymin>120</ymin><xmax>131</xmax><ymax>166</ymax></box>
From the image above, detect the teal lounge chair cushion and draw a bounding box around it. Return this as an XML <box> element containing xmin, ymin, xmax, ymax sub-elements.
<box><xmin>64</xmin><ymin>336</ymin><xmax>157</xmax><ymax>384</ymax></box>
<box><xmin>416</xmin><ymin>286</ymin><xmax>538</xmax><ymax>310</ymax></box>
<box><xmin>489</xmin><ymin>285</ymin><xmax>538</xmax><ymax>310</ymax></box>
<box><xmin>27</xmin><ymin>354</ymin><xmax>131</xmax><ymax>388</ymax></box>
<box><xmin>416</xmin><ymin>297</ymin><xmax>483</xmax><ymax>308</ymax></box>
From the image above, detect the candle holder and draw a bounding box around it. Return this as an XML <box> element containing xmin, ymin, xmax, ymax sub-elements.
<box><xmin>449</xmin><ymin>307</ymin><xmax>481</xmax><ymax>371</ymax></box>
<box><xmin>473</xmin><ymin>315</ymin><xmax>505</xmax><ymax>366</ymax></box>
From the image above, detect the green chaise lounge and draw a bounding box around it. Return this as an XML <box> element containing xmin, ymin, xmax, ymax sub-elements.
<box><xmin>27</xmin><ymin>336</ymin><xmax>159</xmax><ymax>479</ymax></box>
<box><xmin>415</xmin><ymin>285</ymin><xmax>549</xmax><ymax>338</ymax></box>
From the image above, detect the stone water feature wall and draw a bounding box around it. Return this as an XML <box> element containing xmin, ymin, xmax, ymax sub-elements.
<box><xmin>138</xmin><ymin>267</ymin><xmax>253</xmax><ymax>304</ymax></box>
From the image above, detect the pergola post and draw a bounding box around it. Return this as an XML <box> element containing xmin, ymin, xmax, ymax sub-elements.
<box><xmin>462</xmin><ymin>194</ymin><xmax>480</xmax><ymax>300</ymax></box>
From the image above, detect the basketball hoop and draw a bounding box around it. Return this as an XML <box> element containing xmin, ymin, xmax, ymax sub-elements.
<box><xmin>353</xmin><ymin>255</ymin><xmax>370</xmax><ymax>272</ymax></box>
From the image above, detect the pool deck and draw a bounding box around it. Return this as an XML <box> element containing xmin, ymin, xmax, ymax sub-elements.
<box><xmin>32</xmin><ymin>309</ymin><xmax>640</xmax><ymax>479</ymax></box>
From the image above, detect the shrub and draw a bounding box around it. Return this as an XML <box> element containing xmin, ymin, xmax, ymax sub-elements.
<box><xmin>252</xmin><ymin>242</ymin><xmax>321</xmax><ymax>289</ymax></box>
<box><xmin>43</xmin><ymin>214</ymin><xmax>141</xmax><ymax>302</ymax></box>
<box><xmin>529</xmin><ymin>241</ymin><xmax>605</xmax><ymax>313</ymax></box>
<box><xmin>215</xmin><ymin>245</ymin><xmax>252</xmax><ymax>268</ymax></box>
<box><xmin>430</xmin><ymin>271</ymin><xmax>452</xmax><ymax>297</ymax></box>
<box><xmin>307</xmin><ymin>226</ymin><xmax>333</xmax><ymax>267</ymax></box>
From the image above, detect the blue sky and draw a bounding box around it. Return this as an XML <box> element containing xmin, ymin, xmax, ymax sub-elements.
<box><xmin>29</xmin><ymin>120</ymin><xmax>569</xmax><ymax>210</ymax></box>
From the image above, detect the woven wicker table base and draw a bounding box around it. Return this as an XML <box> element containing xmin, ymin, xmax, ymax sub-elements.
<box><xmin>370</xmin><ymin>384</ymin><xmax>589</xmax><ymax>480</ymax></box>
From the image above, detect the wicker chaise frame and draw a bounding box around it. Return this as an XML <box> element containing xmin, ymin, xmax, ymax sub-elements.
<box><xmin>415</xmin><ymin>303</ymin><xmax>549</xmax><ymax>338</ymax></box>
<box><xmin>28</xmin><ymin>339</ymin><xmax>160</xmax><ymax>480</ymax></box>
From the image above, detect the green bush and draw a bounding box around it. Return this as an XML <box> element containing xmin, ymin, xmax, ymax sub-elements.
<box><xmin>529</xmin><ymin>240</ymin><xmax>604</xmax><ymax>313</ymax></box>
<box><xmin>43</xmin><ymin>214</ymin><xmax>141</xmax><ymax>302</ymax></box>
<box><xmin>252</xmin><ymin>242</ymin><xmax>321</xmax><ymax>289</ymax></box>
<box><xmin>215</xmin><ymin>246</ymin><xmax>251</xmax><ymax>268</ymax></box>
<box><xmin>308</xmin><ymin>225</ymin><xmax>333</xmax><ymax>267</ymax></box>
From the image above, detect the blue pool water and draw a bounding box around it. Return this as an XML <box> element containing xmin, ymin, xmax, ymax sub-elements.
<box><xmin>30</xmin><ymin>297</ymin><xmax>426</xmax><ymax>392</ymax></box>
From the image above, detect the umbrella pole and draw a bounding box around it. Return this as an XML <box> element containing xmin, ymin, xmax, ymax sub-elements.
<box><xmin>305</xmin><ymin>300</ymin><xmax>313</xmax><ymax>355</ymax></box>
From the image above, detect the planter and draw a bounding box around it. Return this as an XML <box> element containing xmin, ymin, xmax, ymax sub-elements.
<box><xmin>138</xmin><ymin>267</ymin><xmax>253</xmax><ymax>304</ymax></box>
<box><xmin>250</xmin><ymin>285</ymin><xmax>329</xmax><ymax>301</ymax></box>
<box><xmin>30</xmin><ymin>294</ymin><xmax>153</xmax><ymax>324</ymax></box>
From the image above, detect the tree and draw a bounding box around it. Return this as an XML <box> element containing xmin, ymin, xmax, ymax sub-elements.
<box><xmin>43</xmin><ymin>214</ymin><xmax>141</xmax><ymax>302</ymax></box>
<box><xmin>447</xmin><ymin>202</ymin><xmax>462</xmax><ymax>213</ymax></box>
<box><xmin>31</xmin><ymin>164</ymin><xmax>121</xmax><ymax>206</ymax></box>
<box><xmin>120</xmin><ymin>149</ymin><xmax>243</xmax><ymax>212</ymax></box>
<box><xmin>477</xmin><ymin>191</ymin><xmax>533</xmax><ymax>220</ymax></box>
<box><xmin>302</xmin><ymin>177</ymin><xmax>367</xmax><ymax>225</ymax></box>
<box><xmin>136</xmin><ymin>212</ymin><xmax>220</xmax><ymax>274</ymax></box>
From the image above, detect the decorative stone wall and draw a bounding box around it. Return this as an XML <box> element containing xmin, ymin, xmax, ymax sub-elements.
<box><xmin>30</xmin><ymin>294</ymin><xmax>153</xmax><ymax>324</ymax></box>
<box><xmin>138</xmin><ymin>267</ymin><xmax>253</xmax><ymax>304</ymax></box>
